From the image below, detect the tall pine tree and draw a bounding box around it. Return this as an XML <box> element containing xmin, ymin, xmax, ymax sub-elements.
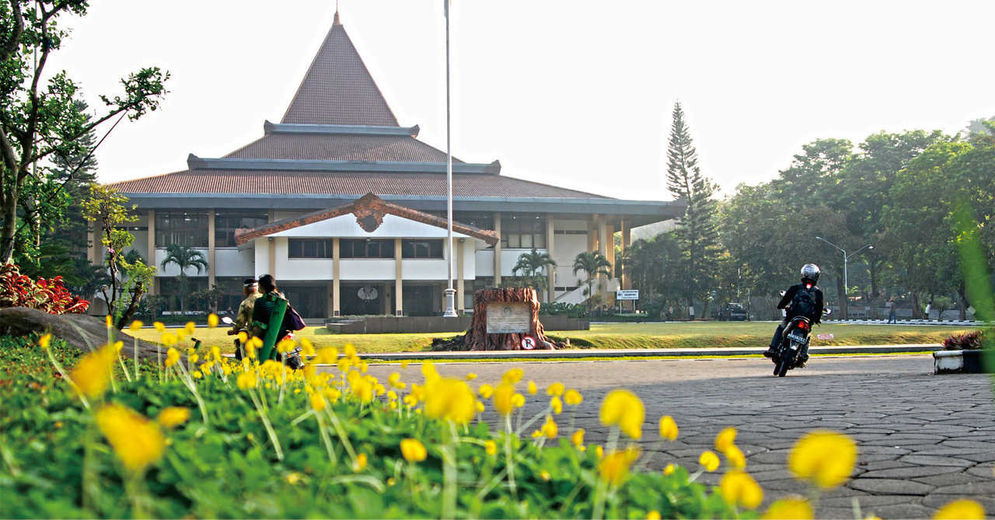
<box><xmin>666</xmin><ymin>102</ymin><xmax>720</xmax><ymax>317</ymax></box>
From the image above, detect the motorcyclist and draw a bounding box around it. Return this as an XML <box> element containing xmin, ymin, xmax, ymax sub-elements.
<box><xmin>764</xmin><ymin>264</ymin><xmax>825</xmax><ymax>364</ymax></box>
<box><xmin>228</xmin><ymin>278</ymin><xmax>260</xmax><ymax>358</ymax></box>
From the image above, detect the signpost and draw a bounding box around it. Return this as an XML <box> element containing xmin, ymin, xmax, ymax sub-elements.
<box><xmin>616</xmin><ymin>290</ymin><xmax>639</xmax><ymax>300</ymax></box>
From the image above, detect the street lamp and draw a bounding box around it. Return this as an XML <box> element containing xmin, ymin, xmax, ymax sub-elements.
<box><xmin>815</xmin><ymin>236</ymin><xmax>873</xmax><ymax>316</ymax></box>
<box><xmin>441</xmin><ymin>0</ymin><xmax>458</xmax><ymax>318</ymax></box>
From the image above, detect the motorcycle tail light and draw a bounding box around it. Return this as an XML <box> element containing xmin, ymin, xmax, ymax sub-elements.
<box><xmin>798</xmin><ymin>321</ymin><xmax>809</xmax><ymax>330</ymax></box>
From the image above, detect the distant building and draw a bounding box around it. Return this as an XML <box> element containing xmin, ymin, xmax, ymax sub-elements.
<box><xmin>102</xmin><ymin>11</ymin><xmax>681</xmax><ymax>318</ymax></box>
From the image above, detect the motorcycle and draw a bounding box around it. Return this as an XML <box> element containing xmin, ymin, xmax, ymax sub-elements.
<box><xmin>771</xmin><ymin>306</ymin><xmax>830</xmax><ymax>377</ymax></box>
<box><xmin>222</xmin><ymin>316</ymin><xmax>303</xmax><ymax>368</ymax></box>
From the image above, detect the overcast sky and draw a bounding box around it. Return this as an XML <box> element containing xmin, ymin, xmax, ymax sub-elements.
<box><xmin>50</xmin><ymin>0</ymin><xmax>995</xmax><ymax>201</ymax></box>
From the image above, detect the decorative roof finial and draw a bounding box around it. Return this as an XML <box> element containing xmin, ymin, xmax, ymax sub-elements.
<box><xmin>333</xmin><ymin>0</ymin><xmax>341</xmax><ymax>25</ymax></box>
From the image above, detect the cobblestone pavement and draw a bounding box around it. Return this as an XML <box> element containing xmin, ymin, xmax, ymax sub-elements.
<box><xmin>367</xmin><ymin>354</ymin><xmax>995</xmax><ymax>519</ymax></box>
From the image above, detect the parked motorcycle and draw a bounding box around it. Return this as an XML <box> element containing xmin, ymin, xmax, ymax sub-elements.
<box><xmin>771</xmin><ymin>307</ymin><xmax>830</xmax><ymax>377</ymax></box>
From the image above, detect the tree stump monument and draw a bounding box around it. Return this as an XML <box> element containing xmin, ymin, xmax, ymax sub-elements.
<box><xmin>460</xmin><ymin>288</ymin><xmax>559</xmax><ymax>351</ymax></box>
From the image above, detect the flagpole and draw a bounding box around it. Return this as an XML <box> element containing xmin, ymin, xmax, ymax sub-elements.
<box><xmin>442</xmin><ymin>0</ymin><xmax>458</xmax><ymax>318</ymax></box>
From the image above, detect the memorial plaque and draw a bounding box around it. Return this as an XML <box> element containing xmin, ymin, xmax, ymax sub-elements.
<box><xmin>486</xmin><ymin>302</ymin><xmax>530</xmax><ymax>333</ymax></box>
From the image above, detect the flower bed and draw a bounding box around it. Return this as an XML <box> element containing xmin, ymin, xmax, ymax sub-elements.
<box><xmin>0</xmin><ymin>323</ymin><xmax>985</xmax><ymax>519</ymax></box>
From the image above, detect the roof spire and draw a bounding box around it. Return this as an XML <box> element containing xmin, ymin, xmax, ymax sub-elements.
<box><xmin>334</xmin><ymin>0</ymin><xmax>341</xmax><ymax>25</ymax></box>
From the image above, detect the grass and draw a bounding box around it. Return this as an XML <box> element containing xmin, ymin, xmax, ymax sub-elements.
<box><xmin>126</xmin><ymin>321</ymin><xmax>975</xmax><ymax>354</ymax></box>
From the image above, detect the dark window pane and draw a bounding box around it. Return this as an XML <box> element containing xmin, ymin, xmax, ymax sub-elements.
<box><xmin>155</xmin><ymin>211</ymin><xmax>209</xmax><ymax>247</ymax></box>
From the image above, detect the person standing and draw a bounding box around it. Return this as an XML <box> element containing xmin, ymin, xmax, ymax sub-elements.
<box><xmin>251</xmin><ymin>274</ymin><xmax>291</xmax><ymax>361</ymax></box>
<box><xmin>886</xmin><ymin>297</ymin><xmax>896</xmax><ymax>324</ymax></box>
<box><xmin>228</xmin><ymin>279</ymin><xmax>261</xmax><ymax>359</ymax></box>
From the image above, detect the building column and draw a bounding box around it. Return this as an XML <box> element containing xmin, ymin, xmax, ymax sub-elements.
<box><xmin>394</xmin><ymin>238</ymin><xmax>403</xmax><ymax>316</ymax></box>
<box><xmin>332</xmin><ymin>238</ymin><xmax>340</xmax><ymax>316</ymax></box>
<box><xmin>146</xmin><ymin>209</ymin><xmax>156</xmax><ymax>295</ymax></box>
<box><xmin>546</xmin><ymin>216</ymin><xmax>555</xmax><ymax>303</ymax></box>
<box><xmin>598</xmin><ymin>215</ymin><xmax>609</xmax><ymax>298</ymax></box>
<box><xmin>620</xmin><ymin>218</ymin><xmax>631</xmax><ymax>290</ymax></box>
<box><xmin>456</xmin><ymin>238</ymin><xmax>465</xmax><ymax>314</ymax></box>
<box><xmin>588</xmin><ymin>215</ymin><xmax>599</xmax><ymax>253</ymax></box>
<box><xmin>493</xmin><ymin>212</ymin><xmax>502</xmax><ymax>286</ymax></box>
<box><xmin>207</xmin><ymin>209</ymin><xmax>216</xmax><ymax>288</ymax></box>
<box><xmin>267</xmin><ymin>237</ymin><xmax>276</xmax><ymax>276</ymax></box>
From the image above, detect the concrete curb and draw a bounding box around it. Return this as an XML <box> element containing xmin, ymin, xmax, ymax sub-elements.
<box><xmin>357</xmin><ymin>344</ymin><xmax>940</xmax><ymax>362</ymax></box>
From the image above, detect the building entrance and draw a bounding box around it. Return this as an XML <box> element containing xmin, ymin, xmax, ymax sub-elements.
<box><xmin>341</xmin><ymin>283</ymin><xmax>387</xmax><ymax>316</ymax></box>
<box><xmin>282</xmin><ymin>284</ymin><xmax>328</xmax><ymax>318</ymax></box>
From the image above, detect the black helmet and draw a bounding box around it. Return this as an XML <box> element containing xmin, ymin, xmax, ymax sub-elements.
<box><xmin>801</xmin><ymin>264</ymin><xmax>820</xmax><ymax>284</ymax></box>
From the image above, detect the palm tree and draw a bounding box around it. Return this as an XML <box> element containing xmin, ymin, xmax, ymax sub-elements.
<box><xmin>512</xmin><ymin>249</ymin><xmax>557</xmax><ymax>299</ymax></box>
<box><xmin>572</xmin><ymin>251</ymin><xmax>612</xmax><ymax>310</ymax></box>
<box><xmin>160</xmin><ymin>244</ymin><xmax>209</xmax><ymax>313</ymax></box>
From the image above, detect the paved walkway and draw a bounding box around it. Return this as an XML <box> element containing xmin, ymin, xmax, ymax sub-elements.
<box><xmin>365</xmin><ymin>354</ymin><xmax>995</xmax><ymax>519</ymax></box>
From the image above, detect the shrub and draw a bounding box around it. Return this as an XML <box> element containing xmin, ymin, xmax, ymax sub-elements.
<box><xmin>942</xmin><ymin>330</ymin><xmax>985</xmax><ymax>350</ymax></box>
<box><xmin>0</xmin><ymin>263</ymin><xmax>89</xmax><ymax>314</ymax></box>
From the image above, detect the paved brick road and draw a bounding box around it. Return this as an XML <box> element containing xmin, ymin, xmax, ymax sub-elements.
<box><xmin>367</xmin><ymin>354</ymin><xmax>995</xmax><ymax>519</ymax></box>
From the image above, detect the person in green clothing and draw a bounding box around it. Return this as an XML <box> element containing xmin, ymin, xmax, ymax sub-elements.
<box><xmin>251</xmin><ymin>274</ymin><xmax>290</xmax><ymax>361</ymax></box>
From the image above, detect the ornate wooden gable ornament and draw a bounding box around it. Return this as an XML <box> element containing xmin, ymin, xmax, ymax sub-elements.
<box><xmin>352</xmin><ymin>195</ymin><xmax>386</xmax><ymax>232</ymax></box>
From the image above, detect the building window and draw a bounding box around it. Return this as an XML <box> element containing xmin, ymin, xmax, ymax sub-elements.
<box><xmin>215</xmin><ymin>211</ymin><xmax>268</xmax><ymax>247</ymax></box>
<box><xmin>155</xmin><ymin>211</ymin><xmax>208</xmax><ymax>247</ymax></box>
<box><xmin>288</xmin><ymin>239</ymin><xmax>334</xmax><ymax>258</ymax></box>
<box><xmin>401</xmin><ymin>239</ymin><xmax>443</xmax><ymax>259</ymax></box>
<box><xmin>341</xmin><ymin>239</ymin><xmax>394</xmax><ymax>259</ymax></box>
<box><xmin>501</xmin><ymin>215</ymin><xmax>546</xmax><ymax>249</ymax></box>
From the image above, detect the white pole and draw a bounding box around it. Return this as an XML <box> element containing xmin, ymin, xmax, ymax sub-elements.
<box><xmin>442</xmin><ymin>0</ymin><xmax>458</xmax><ymax>317</ymax></box>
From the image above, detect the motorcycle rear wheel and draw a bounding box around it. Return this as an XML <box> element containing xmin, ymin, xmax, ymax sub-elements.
<box><xmin>776</xmin><ymin>357</ymin><xmax>790</xmax><ymax>377</ymax></box>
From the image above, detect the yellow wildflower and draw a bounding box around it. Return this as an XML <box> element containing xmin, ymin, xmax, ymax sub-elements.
<box><xmin>184</xmin><ymin>322</ymin><xmax>195</xmax><ymax>336</ymax></box>
<box><xmin>69</xmin><ymin>345</ymin><xmax>115</xmax><ymax>399</ymax></box>
<box><xmin>571</xmin><ymin>428</ymin><xmax>585</xmax><ymax>449</ymax></box>
<box><xmin>277</xmin><ymin>338</ymin><xmax>295</xmax><ymax>354</ymax></box>
<box><xmin>38</xmin><ymin>333</ymin><xmax>51</xmax><ymax>349</ymax></box>
<box><xmin>599</xmin><ymin>389</ymin><xmax>645</xmax><ymax>440</ymax></box>
<box><xmin>207</xmin><ymin>313</ymin><xmax>218</xmax><ymax>328</ymax></box>
<box><xmin>237</xmin><ymin>331</ymin><xmax>248</xmax><ymax>344</ymax></box>
<box><xmin>551</xmin><ymin>396</ymin><xmax>563</xmax><ymax>414</ymax></box>
<box><xmin>475</xmin><ymin>400</ymin><xmax>485</xmax><ymax>413</ymax></box>
<box><xmin>725</xmin><ymin>444</ymin><xmax>747</xmax><ymax>469</ymax></box>
<box><xmin>699</xmin><ymin>451</ymin><xmax>720</xmax><ymax>472</ymax></box>
<box><xmin>190</xmin><ymin>354</ymin><xmax>199</xmax><ymax>364</ymax></box>
<box><xmin>598</xmin><ymin>447</ymin><xmax>640</xmax><ymax>485</ymax></box>
<box><xmin>105</xmin><ymin>315</ymin><xmax>112</xmax><ymax>327</ymax></box>
<box><xmin>153</xmin><ymin>321</ymin><xmax>165</xmax><ymax>332</ymax></box>
<box><xmin>310</xmin><ymin>392</ymin><xmax>327</xmax><ymax>411</ymax></box>
<box><xmin>663</xmin><ymin>463</ymin><xmax>676</xmax><ymax>476</ymax></box>
<box><xmin>527</xmin><ymin>380</ymin><xmax>538</xmax><ymax>395</ymax></box>
<box><xmin>511</xmin><ymin>393</ymin><xmax>525</xmax><ymax>408</ymax></box>
<box><xmin>164</xmin><ymin>347</ymin><xmax>180</xmax><ymax>368</ymax></box>
<box><xmin>492</xmin><ymin>383</ymin><xmax>516</xmax><ymax>416</ymax></box>
<box><xmin>595</xmin><ymin>445</ymin><xmax>604</xmax><ymax>458</ymax></box>
<box><xmin>540</xmin><ymin>470</ymin><xmax>551</xmax><ymax>481</ymax></box>
<box><xmin>762</xmin><ymin>498</ymin><xmax>813</xmax><ymax>520</ymax></box>
<box><xmin>546</xmin><ymin>382</ymin><xmax>565</xmax><ymax>397</ymax></box>
<box><xmin>478</xmin><ymin>383</ymin><xmax>494</xmax><ymax>399</ymax></box>
<box><xmin>646</xmin><ymin>511</ymin><xmax>661</xmax><ymax>520</ymax></box>
<box><xmin>531</xmin><ymin>429</ymin><xmax>542</xmax><ymax>439</ymax></box>
<box><xmin>788</xmin><ymin>430</ymin><xmax>857</xmax><ymax>489</ymax></box>
<box><xmin>720</xmin><ymin>470</ymin><xmax>763</xmax><ymax>509</ymax></box>
<box><xmin>344</xmin><ymin>343</ymin><xmax>357</xmax><ymax>358</ymax></box>
<box><xmin>352</xmin><ymin>453</ymin><xmax>368</xmax><ymax>472</ymax></box>
<box><xmin>501</xmin><ymin>368</ymin><xmax>524</xmax><ymax>384</ymax></box>
<box><xmin>715</xmin><ymin>426</ymin><xmax>737</xmax><ymax>453</ymax></box>
<box><xmin>301</xmin><ymin>338</ymin><xmax>315</xmax><ymax>357</ymax></box>
<box><xmin>933</xmin><ymin>499</ymin><xmax>985</xmax><ymax>520</ymax></box>
<box><xmin>400</xmin><ymin>439</ymin><xmax>427</xmax><ymax>463</ymax></box>
<box><xmin>388</xmin><ymin>372</ymin><xmax>403</xmax><ymax>388</ymax></box>
<box><xmin>659</xmin><ymin>415</ymin><xmax>679</xmax><ymax>441</ymax></box>
<box><xmin>157</xmin><ymin>407</ymin><xmax>190</xmax><ymax>428</ymax></box>
<box><xmin>541</xmin><ymin>416</ymin><xmax>558</xmax><ymax>439</ymax></box>
<box><xmin>564</xmin><ymin>389</ymin><xmax>583</xmax><ymax>406</ymax></box>
<box><xmin>96</xmin><ymin>403</ymin><xmax>165</xmax><ymax>473</ymax></box>
<box><xmin>191</xmin><ymin>370</ymin><xmax>202</xmax><ymax>379</ymax></box>
<box><xmin>129</xmin><ymin>320</ymin><xmax>143</xmax><ymax>331</ymax></box>
<box><xmin>484</xmin><ymin>440</ymin><xmax>497</xmax><ymax>456</ymax></box>
<box><xmin>465</xmin><ymin>372</ymin><xmax>477</xmax><ymax>381</ymax></box>
<box><xmin>423</xmin><ymin>377</ymin><xmax>476</xmax><ymax>424</ymax></box>
<box><xmin>284</xmin><ymin>472</ymin><xmax>304</xmax><ymax>485</ymax></box>
<box><xmin>161</xmin><ymin>332</ymin><xmax>178</xmax><ymax>347</ymax></box>
<box><xmin>236</xmin><ymin>371</ymin><xmax>258</xmax><ymax>390</ymax></box>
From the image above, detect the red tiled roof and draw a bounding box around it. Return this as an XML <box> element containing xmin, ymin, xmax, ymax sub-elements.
<box><xmin>224</xmin><ymin>133</ymin><xmax>461</xmax><ymax>163</ymax></box>
<box><xmin>281</xmin><ymin>18</ymin><xmax>398</xmax><ymax>126</ymax></box>
<box><xmin>110</xmin><ymin>169</ymin><xmax>610</xmax><ymax>199</ymax></box>
<box><xmin>235</xmin><ymin>193</ymin><xmax>499</xmax><ymax>245</ymax></box>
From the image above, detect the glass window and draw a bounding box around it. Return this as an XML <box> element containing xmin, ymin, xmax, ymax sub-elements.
<box><xmin>215</xmin><ymin>211</ymin><xmax>269</xmax><ymax>247</ymax></box>
<box><xmin>402</xmin><ymin>239</ymin><xmax>443</xmax><ymax>259</ymax></box>
<box><xmin>340</xmin><ymin>239</ymin><xmax>394</xmax><ymax>259</ymax></box>
<box><xmin>155</xmin><ymin>211</ymin><xmax>209</xmax><ymax>247</ymax></box>
<box><xmin>500</xmin><ymin>215</ymin><xmax>546</xmax><ymax>249</ymax></box>
<box><xmin>288</xmin><ymin>239</ymin><xmax>334</xmax><ymax>258</ymax></box>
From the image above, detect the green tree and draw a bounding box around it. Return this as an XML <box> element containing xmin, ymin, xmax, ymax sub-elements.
<box><xmin>666</xmin><ymin>101</ymin><xmax>720</xmax><ymax>314</ymax></box>
<box><xmin>160</xmin><ymin>244</ymin><xmax>209</xmax><ymax>313</ymax></box>
<box><xmin>572</xmin><ymin>251</ymin><xmax>612</xmax><ymax>311</ymax></box>
<box><xmin>1</xmin><ymin>0</ymin><xmax>168</xmax><ymax>263</ymax></box>
<box><xmin>622</xmin><ymin>232</ymin><xmax>683</xmax><ymax>317</ymax></box>
<box><xmin>511</xmin><ymin>248</ymin><xmax>556</xmax><ymax>300</ymax></box>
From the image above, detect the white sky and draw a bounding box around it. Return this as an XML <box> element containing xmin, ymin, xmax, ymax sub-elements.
<box><xmin>50</xmin><ymin>0</ymin><xmax>995</xmax><ymax>201</ymax></box>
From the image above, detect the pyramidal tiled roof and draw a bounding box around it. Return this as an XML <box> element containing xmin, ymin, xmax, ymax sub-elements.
<box><xmin>281</xmin><ymin>12</ymin><xmax>399</xmax><ymax>126</ymax></box>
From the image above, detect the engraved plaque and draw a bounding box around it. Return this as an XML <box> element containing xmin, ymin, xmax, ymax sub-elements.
<box><xmin>486</xmin><ymin>303</ymin><xmax>530</xmax><ymax>333</ymax></box>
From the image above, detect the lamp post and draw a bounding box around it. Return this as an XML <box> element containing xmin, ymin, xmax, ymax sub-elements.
<box><xmin>442</xmin><ymin>0</ymin><xmax>458</xmax><ymax>318</ymax></box>
<box><xmin>815</xmin><ymin>236</ymin><xmax>873</xmax><ymax>318</ymax></box>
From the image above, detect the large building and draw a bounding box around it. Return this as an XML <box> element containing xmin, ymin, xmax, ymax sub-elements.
<box><xmin>104</xmin><ymin>12</ymin><xmax>681</xmax><ymax>318</ymax></box>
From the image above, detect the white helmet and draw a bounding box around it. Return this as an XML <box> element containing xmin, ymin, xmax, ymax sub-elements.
<box><xmin>801</xmin><ymin>264</ymin><xmax>821</xmax><ymax>284</ymax></box>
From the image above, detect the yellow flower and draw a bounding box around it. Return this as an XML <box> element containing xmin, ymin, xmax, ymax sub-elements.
<box><xmin>157</xmin><ymin>407</ymin><xmax>190</xmax><ymax>428</ymax></box>
<box><xmin>564</xmin><ymin>389</ymin><xmax>583</xmax><ymax>406</ymax></box>
<box><xmin>663</xmin><ymin>463</ymin><xmax>675</xmax><ymax>476</ymax></box>
<box><xmin>788</xmin><ymin>430</ymin><xmax>857</xmax><ymax>489</ymax></box>
<box><xmin>388</xmin><ymin>372</ymin><xmax>403</xmax><ymax>388</ymax></box>
<box><xmin>595</xmin><ymin>445</ymin><xmax>604</xmax><ymax>459</ymax></box>
<box><xmin>715</xmin><ymin>426</ymin><xmax>737</xmax><ymax>453</ymax></box>
<box><xmin>70</xmin><ymin>345</ymin><xmax>116</xmax><ymax>399</ymax></box>
<box><xmin>933</xmin><ymin>499</ymin><xmax>985</xmax><ymax>520</ymax></box>
<box><xmin>164</xmin><ymin>347</ymin><xmax>180</xmax><ymax>368</ymax></box>
<box><xmin>540</xmin><ymin>470</ymin><xmax>551</xmax><ymax>481</ymax></box>
<box><xmin>184</xmin><ymin>322</ymin><xmax>195</xmax><ymax>336</ymax></box>
<box><xmin>720</xmin><ymin>470</ymin><xmax>763</xmax><ymax>509</ymax></box>
<box><xmin>301</xmin><ymin>338</ymin><xmax>315</xmax><ymax>357</ymax></box>
<box><xmin>344</xmin><ymin>343</ymin><xmax>357</xmax><ymax>358</ymax></box>
<box><xmin>38</xmin><ymin>333</ymin><xmax>52</xmax><ymax>349</ymax></box>
<box><xmin>599</xmin><ymin>389</ymin><xmax>645</xmax><ymax>440</ymax></box>
<box><xmin>492</xmin><ymin>383</ymin><xmax>516</xmax><ymax>416</ymax></box>
<box><xmin>352</xmin><ymin>453</ymin><xmax>368</xmax><ymax>472</ymax></box>
<box><xmin>484</xmin><ymin>440</ymin><xmax>497</xmax><ymax>456</ymax></box>
<box><xmin>284</xmin><ymin>472</ymin><xmax>304</xmax><ymax>485</ymax></box>
<box><xmin>541</xmin><ymin>416</ymin><xmax>558</xmax><ymax>438</ymax></box>
<box><xmin>237</xmin><ymin>331</ymin><xmax>248</xmax><ymax>344</ymax></box>
<box><xmin>762</xmin><ymin>498</ymin><xmax>813</xmax><ymax>520</ymax></box>
<box><xmin>236</xmin><ymin>371</ymin><xmax>258</xmax><ymax>390</ymax></box>
<box><xmin>475</xmin><ymin>400</ymin><xmax>485</xmax><ymax>413</ymax></box>
<box><xmin>465</xmin><ymin>372</ymin><xmax>477</xmax><ymax>381</ymax></box>
<box><xmin>646</xmin><ymin>511</ymin><xmax>662</xmax><ymax>520</ymax></box>
<box><xmin>129</xmin><ymin>321</ymin><xmax>143</xmax><ymax>332</ymax></box>
<box><xmin>478</xmin><ymin>383</ymin><xmax>494</xmax><ymax>399</ymax></box>
<box><xmin>659</xmin><ymin>415</ymin><xmax>679</xmax><ymax>441</ymax></box>
<box><xmin>699</xmin><ymin>451</ymin><xmax>720</xmax><ymax>472</ymax></box>
<box><xmin>176</xmin><ymin>330</ymin><xmax>186</xmax><ymax>342</ymax></box>
<box><xmin>423</xmin><ymin>377</ymin><xmax>476</xmax><ymax>424</ymax></box>
<box><xmin>161</xmin><ymin>333</ymin><xmax>178</xmax><ymax>347</ymax></box>
<box><xmin>191</xmin><ymin>370</ymin><xmax>202</xmax><ymax>379</ymax></box>
<box><xmin>598</xmin><ymin>447</ymin><xmax>640</xmax><ymax>485</ymax></box>
<box><xmin>502</xmin><ymin>368</ymin><xmax>524</xmax><ymax>384</ymax></box>
<box><xmin>546</xmin><ymin>382</ymin><xmax>565</xmax><ymax>397</ymax></box>
<box><xmin>531</xmin><ymin>429</ymin><xmax>542</xmax><ymax>439</ymax></box>
<box><xmin>571</xmin><ymin>428</ymin><xmax>585</xmax><ymax>448</ymax></box>
<box><xmin>511</xmin><ymin>393</ymin><xmax>525</xmax><ymax>408</ymax></box>
<box><xmin>190</xmin><ymin>354</ymin><xmax>199</xmax><ymax>363</ymax></box>
<box><xmin>105</xmin><ymin>315</ymin><xmax>112</xmax><ymax>327</ymax></box>
<box><xmin>551</xmin><ymin>396</ymin><xmax>563</xmax><ymax>414</ymax></box>
<box><xmin>725</xmin><ymin>444</ymin><xmax>747</xmax><ymax>469</ymax></box>
<box><xmin>207</xmin><ymin>314</ymin><xmax>219</xmax><ymax>328</ymax></box>
<box><xmin>527</xmin><ymin>380</ymin><xmax>538</xmax><ymax>395</ymax></box>
<box><xmin>153</xmin><ymin>321</ymin><xmax>165</xmax><ymax>332</ymax></box>
<box><xmin>310</xmin><ymin>392</ymin><xmax>327</xmax><ymax>411</ymax></box>
<box><xmin>96</xmin><ymin>404</ymin><xmax>165</xmax><ymax>473</ymax></box>
<box><xmin>400</xmin><ymin>438</ymin><xmax>427</xmax><ymax>463</ymax></box>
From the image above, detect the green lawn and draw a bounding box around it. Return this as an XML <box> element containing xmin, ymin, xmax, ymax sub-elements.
<box><xmin>126</xmin><ymin>321</ymin><xmax>973</xmax><ymax>354</ymax></box>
